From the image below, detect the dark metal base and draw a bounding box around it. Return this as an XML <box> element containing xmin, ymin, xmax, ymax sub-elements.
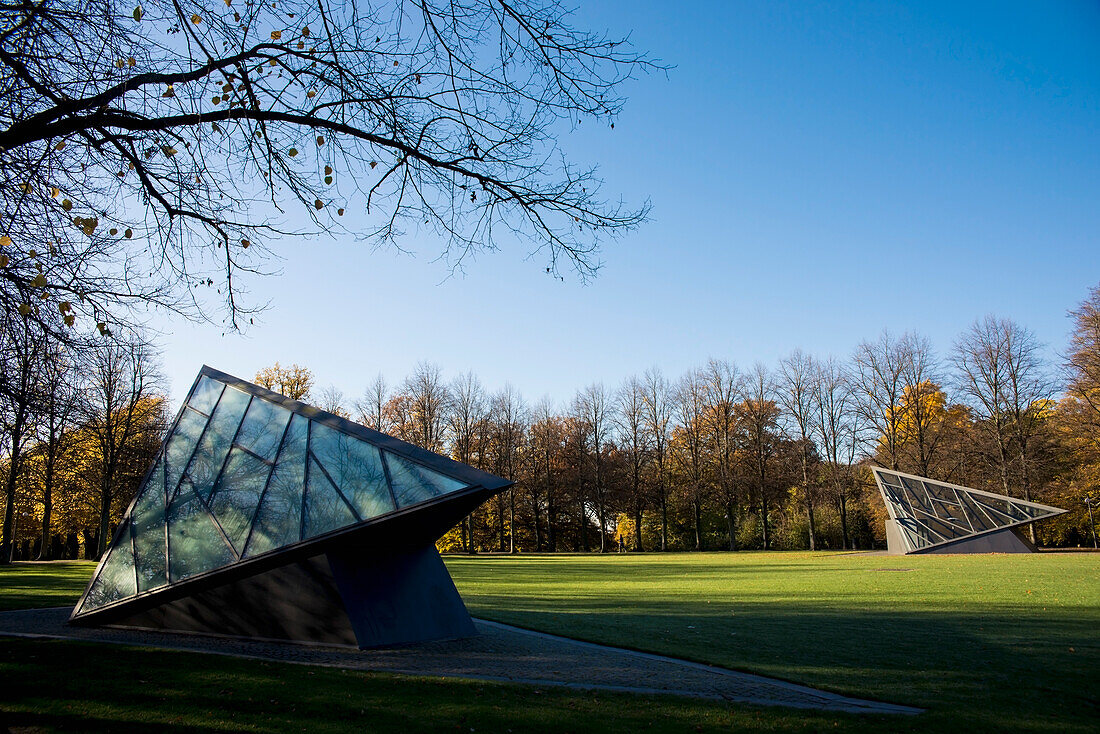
<box><xmin>104</xmin><ymin>545</ymin><xmax>475</xmax><ymax>648</ymax></box>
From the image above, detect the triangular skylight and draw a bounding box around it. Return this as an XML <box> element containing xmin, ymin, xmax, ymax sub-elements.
<box><xmin>871</xmin><ymin>467</ymin><xmax>1066</xmax><ymax>554</ymax></box>
<box><xmin>72</xmin><ymin>366</ymin><xmax>507</xmax><ymax>620</ymax></box>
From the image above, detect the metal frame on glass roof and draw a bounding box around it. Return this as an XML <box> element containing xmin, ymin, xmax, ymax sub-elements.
<box><xmin>871</xmin><ymin>466</ymin><xmax>1065</xmax><ymax>555</ymax></box>
<box><xmin>70</xmin><ymin>366</ymin><xmax>511</xmax><ymax>647</ymax></box>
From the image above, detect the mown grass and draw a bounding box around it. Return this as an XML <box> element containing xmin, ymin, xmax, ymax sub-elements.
<box><xmin>0</xmin><ymin>637</ymin><xmax>867</xmax><ymax>733</ymax></box>
<box><xmin>0</xmin><ymin>561</ymin><xmax>96</xmax><ymax>611</ymax></box>
<box><xmin>0</xmin><ymin>552</ymin><xmax>1096</xmax><ymax>732</ymax></box>
<box><xmin>448</xmin><ymin>551</ymin><xmax>1100</xmax><ymax>733</ymax></box>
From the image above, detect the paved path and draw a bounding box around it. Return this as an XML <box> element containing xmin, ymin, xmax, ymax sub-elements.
<box><xmin>0</xmin><ymin>607</ymin><xmax>920</xmax><ymax>715</ymax></box>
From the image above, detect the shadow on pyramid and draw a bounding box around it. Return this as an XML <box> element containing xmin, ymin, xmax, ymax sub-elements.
<box><xmin>871</xmin><ymin>467</ymin><xmax>1066</xmax><ymax>555</ymax></box>
<box><xmin>70</xmin><ymin>366</ymin><xmax>511</xmax><ymax>648</ymax></box>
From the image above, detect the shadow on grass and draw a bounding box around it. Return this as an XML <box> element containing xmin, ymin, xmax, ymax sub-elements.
<box><xmin>0</xmin><ymin>639</ymin><xmax>887</xmax><ymax>734</ymax></box>
<box><xmin>0</xmin><ymin>562</ymin><xmax>96</xmax><ymax>612</ymax></box>
<box><xmin>464</xmin><ymin>600</ymin><xmax>1099</xmax><ymax>734</ymax></box>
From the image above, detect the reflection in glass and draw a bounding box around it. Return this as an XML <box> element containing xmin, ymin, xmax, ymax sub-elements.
<box><xmin>167</xmin><ymin>482</ymin><xmax>236</xmax><ymax>582</ymax></box>
<box><xmin>972</xmin><ymin>495</ymin><xmax>1025</xmax><ymax>521</ymax></box>
<box><xmin>187</xmin><ymin>376</ymin><xmax>224</xmax><ymax>416</ymax></box>
<box><xmin>387</xmin><ymin>452</ymin><xmax>467</xmax><ymax>508</ymax></box>
<box><xmin>77</xmin><ymin>371</ymin><xmax>501</xmax><ymax>618</ymax></box>
<box><xmin>78</xmin><ymin>522</ymin><xmax>136</xmax><ymax>612</ymax></box>
<box><xmin>165</xmin><ymin>408</ymin><xmax>208</xmax><ymax>501</ymax></box>
<box><xmin>309</xmin><ymin>422</ymin><xmax>394</xmax><ymax>520</ymax></box>
<box><xmin>303</xmin><ymin>456</ymin><xmax>357</xmax><ymax>539</ymax></box>
<box><xmin>131</xmin><ymin>458</ymin><xmax>167</xmax><ymax>592</ymax></box>
<box><xmin>183</xmin><ymin>387</ymin><xmax>250</xmax><ymax>501</ymax></box>
<box><xmin>245</xmin><ymin>414</ymin><xmax>308</xmax><ymax>557</ymax></box>
<box><xmin>235</xmin><ymin>398</ymin><xmax>291</xmax><ymax>461</ymax></box>
<box><xmin>208</xmin><ymin>448</ymin><xmax>271</xmax><ymax>554</ymax></box>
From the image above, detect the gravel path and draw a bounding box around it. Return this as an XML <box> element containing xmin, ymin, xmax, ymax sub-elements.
<box><xmin>0</xmin><ymin>607</ymin><xmax>920</xmax><ymax>715</ymax></box>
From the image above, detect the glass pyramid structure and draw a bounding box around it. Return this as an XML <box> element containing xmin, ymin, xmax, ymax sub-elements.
<box><xmin>871</xmin><ymin>467</ymin><xmax>1066</xmax><ymax>554</ymax></box>
<box><xmin>70</xmin><ymin>366</ymin><xmax>510</xmax><ymax>645</ymax></box>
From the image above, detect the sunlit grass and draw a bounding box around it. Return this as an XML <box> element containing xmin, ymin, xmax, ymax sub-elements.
<box><xmin>447</xmin><ymin>551</ymin><xmax>1100</xmax><ymax>733</ymax></box>
<box><xmin>0</xmin><ymin>561</ymin><xmax>97</xmax><ymax>611</ymax></box>
<box><xmin>0</xmin><ymin>553</ymin><xmax>1096</xmax><ymax>732</ymax></box>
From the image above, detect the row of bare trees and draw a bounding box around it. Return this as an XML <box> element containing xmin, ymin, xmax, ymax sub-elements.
<box><xmin>0</xmin><ymin>316</ymin><xmax>165</xmax><ymax>563</ymax></box>
<box><xmin>5</xmin><ymin>286</ymin><xmax>1100</xmax><ymax>558</ymax></box>
<box><xmin>291</xmin><ymin>297</ymin><xmax>1096</xmax><ymax>551</ymax></box>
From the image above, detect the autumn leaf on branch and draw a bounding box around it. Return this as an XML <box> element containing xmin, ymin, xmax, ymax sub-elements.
<box><xmin>0</xmin><ymin>0</ymin><xmax>657</xmax><ymax>337</ymax></box>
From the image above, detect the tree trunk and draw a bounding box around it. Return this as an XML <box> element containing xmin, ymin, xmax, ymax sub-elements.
<box><xmin>1019</xmin><ymin>445</ymin><xmax>1038</xmax><ymax>545</ymax></box>
<box><xmin>726</xmin><ymin>501</ymin><xmax>737</xmax><ymax>551</ymax></box>
<box><xmin>1</xmin><ymin>418</ymin><xmax>28</xmax><ymax>565</ymax></box>
<box><xmin>579</xmin><ymin>496</ymin><xmax>589</xmax><ymax>552</ymax></box>
<box><xmin>547</xmin><ymin>488</ymin><xmax>557</xmax><ymax>552</ymax></box>
<box><xmin>838</xmin><ymin>494</ymin><xmax>850</xmax><ymax>550</ymax></box>
<box><xmin>806</xmin><ymin>493</ymin><xmax>817</xmax><ymax>552</ymax></box>
<box><xmin>758</xmin><ymin>460</ymin><xmax>770</xmax><ymax>550</ymax></box>
<box><xmin>544</xmin><ymin>456</ymin><xmax>556</xmax><ymax>552</ymax></box>
<box><xmin>597</xmin><ymin>497</ymin><xmax>607</xmax><ymax>553</ymax></box>
<box><xmin>693</xmin><ymin>498</ymin><xmax>702</xmax><ymax>551</ymax></box>
<box><xmin>761</xmin><ymin>496</ymin><xmax>770</xmax><ymax>550</ymax></box>
<box><xmin>508</xmin><ymin>488</ymin><xmax>516</xmax><ymax>554</ymax></box>
<box><xmin>1</xmin><ymin>447</ymin><xmax>21</xmax><ymax>565</ymax></box>
<box><xmin>659</xmin><ymin>471</ymin><xmax>668</xmax><ymax>552</ymax></box>
<box><xmin>38</xmin><ymin>482</ymin><xmax>53</xmax><ymax>561</ymax></box>
<box><xmin>801</xmin><ymin>460</ymin><xmax>816</xmax><ymax>551</ymax></box>
<box><xmin>532</xmin><ymin>491</ymin><xmax>543</xmax><ymax>551</ymax></box>
<box><xmin>96</xmin><ymin>457</ymin><xmax>118</xmax><ymax>560</ymax></box>
<box><xmin>997</xmin><ymin>439</ymin><xmax>1011</xmax><ymax>496</ymax></box>
<box><xmin>633</xmin><ymin>508</ymin><xmax>644</xmax><ymax>552</ymax></box>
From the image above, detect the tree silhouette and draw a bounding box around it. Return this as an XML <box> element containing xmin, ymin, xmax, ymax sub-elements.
<box><xmin>0</xmin><ymin>0</ymin><xmax>654</xmax><ymax>334</ymax></box>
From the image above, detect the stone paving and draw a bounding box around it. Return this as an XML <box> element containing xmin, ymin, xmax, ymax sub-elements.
<box><xmin>0</xmin><ymin>607</ymin><xmax>921</xmax><ymax>715</ymax></box>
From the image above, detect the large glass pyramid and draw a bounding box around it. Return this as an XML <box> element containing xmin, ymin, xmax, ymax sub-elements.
<box><xmin>871</xmin><ymin>467</ymin><xmax>1066</xmax><ymax>554</ymax></box>
<box><xmin>71</xmin><ymin>366</ymin><xmax>510</xmax><ymax>627</ymax></box>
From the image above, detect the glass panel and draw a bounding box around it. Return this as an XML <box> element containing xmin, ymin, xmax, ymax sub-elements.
<box><xmin>165</xmin><ymin>408</ymin><xmax>208</xmax><ymax>500</ymax></box>
<box><xmin>235</xmin><ymin>398</ymin><xmax>291</xmax><ymax>461</ymax></box>
<box><xmin>972</xmin><ymin>495</ymin><xmax>1023</xmax><ymax>521</ymax></box>
<box><xmin>956</xmin><ymin>491</ymin><xmax>998</xmax><ymax>532</ymax></box>
<box><xmin>900</xmin><ymin>477</ymin><xmax>934</xmax><ymax>514</ymax></box>
<box><xmin>167</xmin><ymin>482</ymin><xmax>236</xmax><ymax>582</ymax></box>
<box><xmin>131</xmin><ymin>459</ymin><xmax>167</xmax><ymax>592</ymax></box>
<box><xmin>876</xmin><ymin>470</ymin><xmax>901</xmax><ymax>486</ymax></box>
<box><xmin>925</xmin><ymin>482</ymin><xmax>962</xmax><ymax>506</ymax></box>
<box><xmin>187</xmin><ymin>376</ymin><xmax>224</xmax><ymax>416</ymax></box>
<box><xmin>208</xmin><ymin>448</ymin><xmax>271</xmax><ymax>554</ymax></box>
<box><xmin>245</xmin><ymin>414</ymin><xmax>308</xmax><ymax>557</ymax></box>
<box><xmin>309</xmin><ymin>422</ymin><xmax>394</xmax><ymax>520</ymax></box>
<box><xmin>77</xmin><ymin>522</ymin><xmax>136</xmax><ymax>613</ymax></box>
<box><xmin>182</xmin><ymin>386</ymin><xmax>251</xmax><ymax>502</ymax></box>
<box><xmin>914</xmin><ymin>511</ymin><xmax>967</xmax><ymax>540</ymax></box>
<box><xmin>1008</xmin><ymin>500</ymin><xmax>1051</xmax><ymax>521</ymax></box>
<box><xmin>387</xmin><ymin>452</ymin><xmax>468</xmax><ymax>508</ymax></box>
<box><xmin>302</xmin><ymin>456</ymin><xmax>357</xmax><ymax>539</ymax></box>
<box><xmin>896</xmin><ymin>519</ymin><xmax>928</xmax><ymax>550</ymax></box>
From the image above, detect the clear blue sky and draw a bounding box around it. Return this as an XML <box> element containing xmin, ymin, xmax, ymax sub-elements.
<box><xmin>161</xmin><ymin>0</ymin><xmax>1100</xmax><ymax>408</ymax></box>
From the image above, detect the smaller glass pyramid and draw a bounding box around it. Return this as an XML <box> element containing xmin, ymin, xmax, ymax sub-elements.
<box><xmin>72</xmin><ymin>366</ymin><xmax>505</xmax><ymax>620</ymax></box>
<box><xmin>871</xmin><ymin>467</ymin><xmax>1066</xmax><ymax>554</ymax></box>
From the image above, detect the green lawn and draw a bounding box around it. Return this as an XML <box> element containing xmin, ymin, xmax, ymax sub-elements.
<box><xmin>0</xmin><ymin>561</ymin><xmax>96</xmax><ymax>611</ymax></box>
<box><xmin>449</xmin><ymin>552</ymin><xmax>1100</xmax><ymax>733</ymax></box>
<box><xmin>0</xmin><ymin>552</ymin><xmax>1096</xmax><ymax>733</ymax></box>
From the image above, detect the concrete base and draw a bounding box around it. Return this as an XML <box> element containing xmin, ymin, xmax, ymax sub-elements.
<box><xmin>887</xmin><ymin>520</ymin><xmax>1038</xmax><ymax>555</ymax></box>
<box><xmin>105</xmin><ymin>545</ymin><xmax>475</xmax><ymax>648</ymax></box>
<box><xmin>885</xmin><ymin>517</ymin><xmax>907</xmax><ymax>555</ymax></box>
<box><xmin>914</xmin><ymin>526</ymin><xmax>1036</xmax><ymax>554</ymax></box>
